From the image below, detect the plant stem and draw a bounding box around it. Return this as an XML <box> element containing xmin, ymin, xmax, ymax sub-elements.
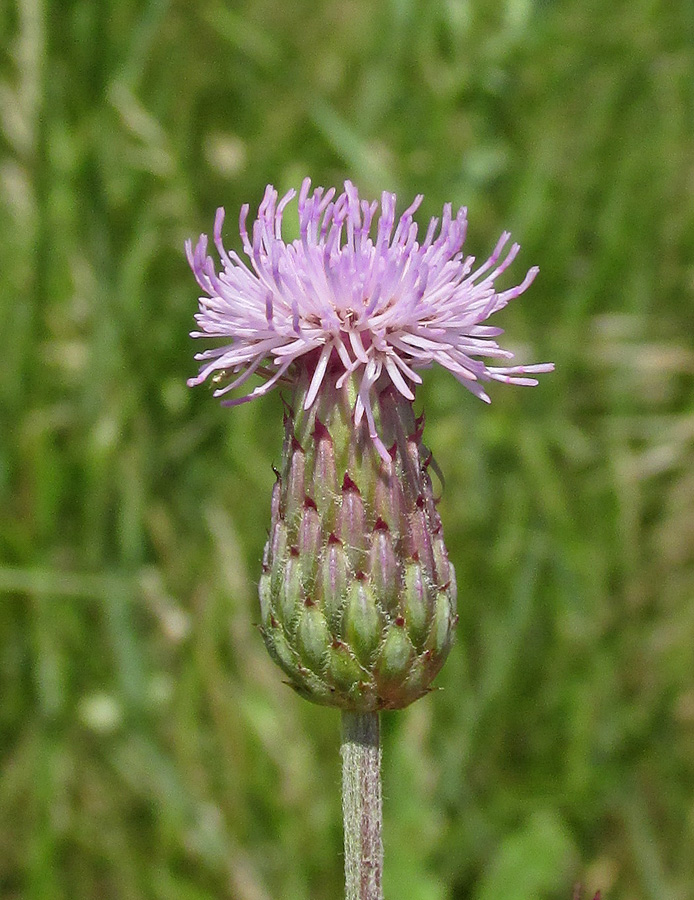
<box><xmin>341</xmin><ymin>711</ymin><xmax>383</xmax><ymax>900</ymax></box>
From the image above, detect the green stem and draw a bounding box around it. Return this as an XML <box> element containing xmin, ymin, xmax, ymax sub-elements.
<box><xmin>341</xmin><ymin>711</ymin><xmax>383</xmax><ymax>900</ymax></box>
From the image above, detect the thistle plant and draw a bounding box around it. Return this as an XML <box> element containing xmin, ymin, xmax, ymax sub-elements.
<box><xmin>187</xmin><ymin>180</ymin><xmax>553</xmax><ymax>900</ymax></box>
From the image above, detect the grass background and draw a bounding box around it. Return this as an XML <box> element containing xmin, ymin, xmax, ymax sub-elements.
<box><xmin>1</xmin><ymin>0</ymin><xmax>693</xmax><ymax>898</ymax></box>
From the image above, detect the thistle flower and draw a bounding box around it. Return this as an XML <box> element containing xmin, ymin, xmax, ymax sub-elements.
<box><xmin>188</xmin><ymin>179</ymin><xmax>553</xmax><ymax>711</ymax></box>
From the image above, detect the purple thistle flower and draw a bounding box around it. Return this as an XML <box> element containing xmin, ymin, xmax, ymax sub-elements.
<box><xmin>187</xmin><ymin>179</ymin><xmax>553</xmax><ymax>460</ymax></box>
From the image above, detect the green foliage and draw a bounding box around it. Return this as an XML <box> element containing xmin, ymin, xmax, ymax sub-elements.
<box><xmin>474</xmin><ymin>811</ymin><xmax>577</xmax><ymax>900</ymax></box>
<box><xmin>1</xmin><ymin>0</ymin><xmax>693</xmax><ymax>898</ymax></box>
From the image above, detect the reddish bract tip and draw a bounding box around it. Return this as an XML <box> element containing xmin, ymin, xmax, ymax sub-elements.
<box><xmin>312</xmin><ymin>417</ymin><xmax>331</xmax><ymax>442</ymax></box>
<box><xmin>342</xmin><ymin>472</ymin><xmax>359</xmax><ymax>493</ymax></box>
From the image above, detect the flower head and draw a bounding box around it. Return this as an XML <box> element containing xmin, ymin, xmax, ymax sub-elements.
<box><xmin>187</xmin><ymin>179</ymin><xmax>553</xmax><ymax>460</ymax></box>
<box><xmin>187</xmin><ymin>180</ymin><xmax>555</xmax><ymax>711</ymax></box>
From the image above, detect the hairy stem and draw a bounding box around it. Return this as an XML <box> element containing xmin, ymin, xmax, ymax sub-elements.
<box><xmin>341</xmin><ymin>711</ymin><xmax>383</xmax><ymax>900</ymax></box>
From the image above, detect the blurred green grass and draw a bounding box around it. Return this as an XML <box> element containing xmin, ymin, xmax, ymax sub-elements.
<box><xmin>1</xmin><ymin>0</ymin><xmax>693</xmax><ymax>898</ymax></box>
